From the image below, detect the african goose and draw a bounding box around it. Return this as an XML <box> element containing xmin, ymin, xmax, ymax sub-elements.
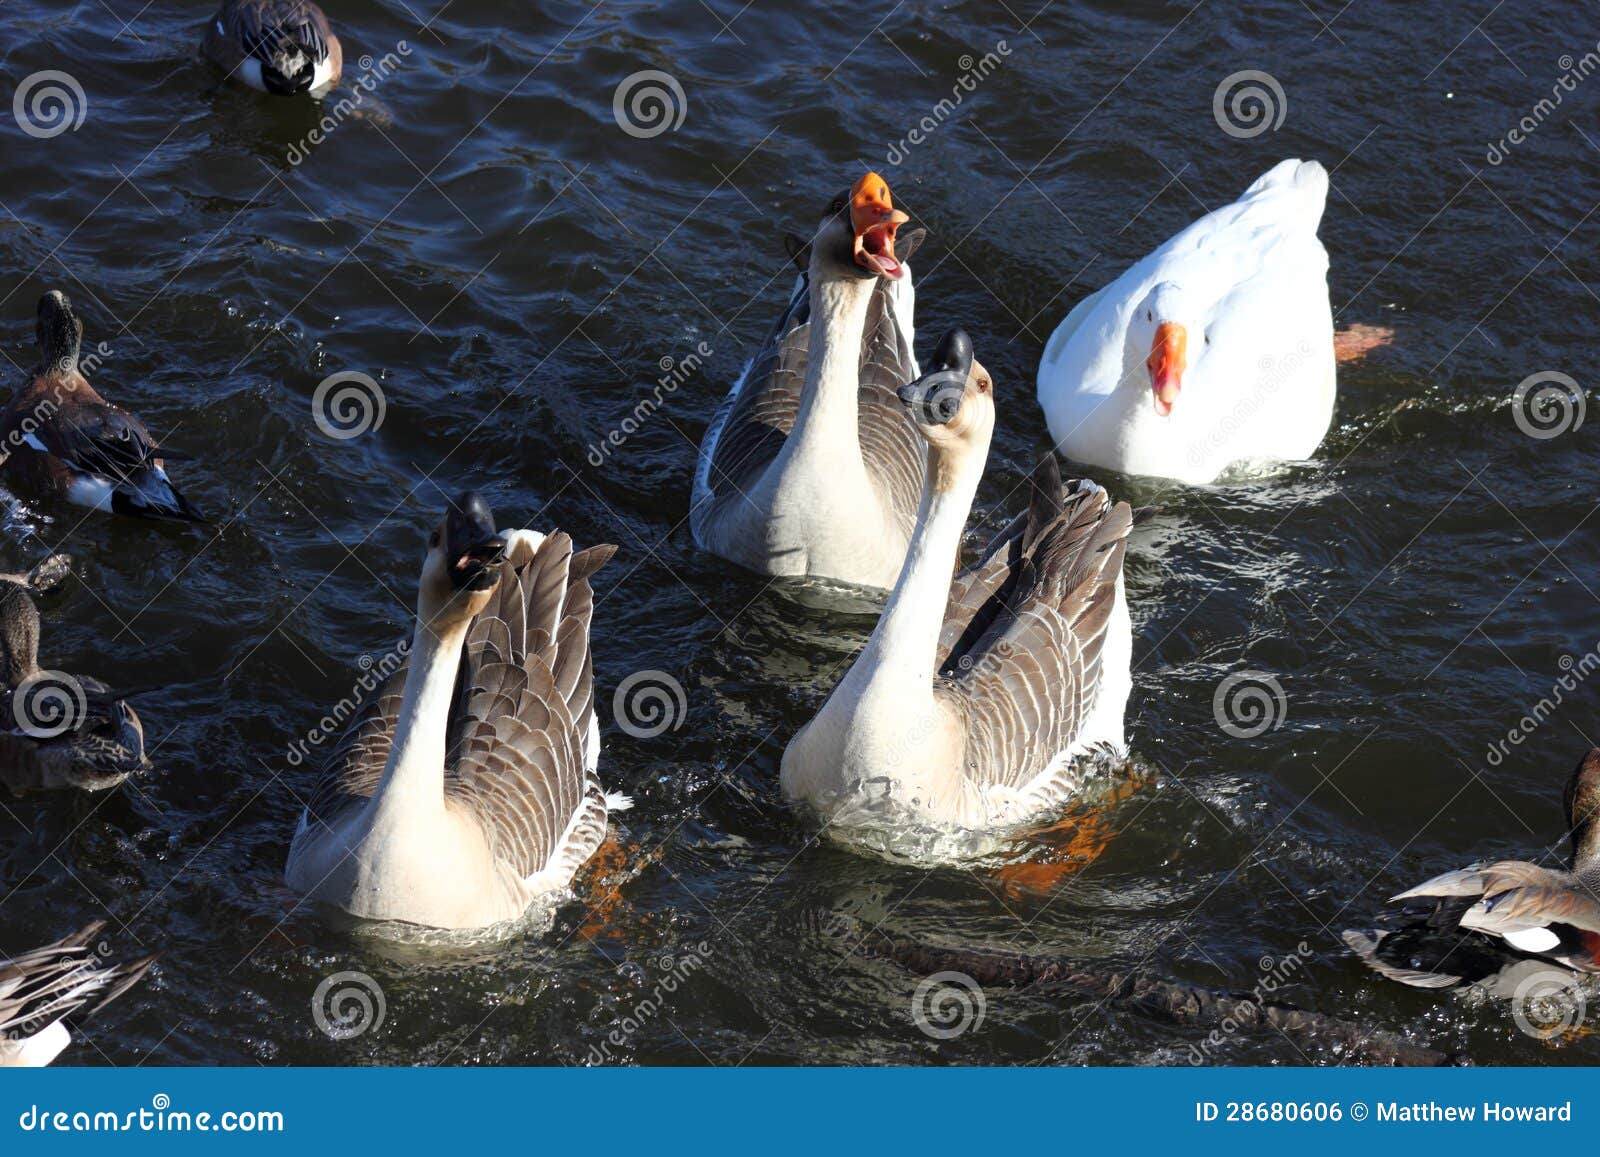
<box><xmin>781</xmin><ymin>329</ymin><xmax>1135</xmax><ymax>837</ymax></box>
<box><xmin>1344</xmin><ymin>749</ymin><xmax>1600</xmax><ymax>990</ymax></box>
<box><xmin>691</xmin><ymin>172</ymin><xmax>927</xmax><ymax>590</ymax></box>
<box><xmin>0</xmin><ymin>560</ymin><xmax>148</xmax><ymax>794</ymax></box>
<box><xmin>1</xmin><ymin>922</ymin><xmax>156</xmax><ymax>1067</ymax></box>
<box><xmin>285</xmin><ymin>492</ymin><xmax>629</xmax><ymax>930</ymax></box>
<box><xmin>202</xmin><ymin>0</ymin><xmax>342</xmax><ymax>95</ymax></box>
<box><xmin>2</xmin><ymin>293</ymin><xmax>200</xmax><ymax>523</ymax></box>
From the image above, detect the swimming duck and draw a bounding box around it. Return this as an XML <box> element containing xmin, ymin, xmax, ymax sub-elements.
<box><xmin>781</xmin><ymin>329</ymin><xmax>1134</xmax><ymax>836</ymax></box>
<box><xmin>0</xmin><ymin>566</ymin><xmax>148</xmax><ymax>795</ymax></box>
<box><xmin>1344</xmin><ymin>749</ymin><xmax>1600</xmax><ymax>990</ymax></box>
<box><xmin>286</xmin><ymin>492</ymin><xmax>630</xmax><ymax>930</ymax></box>
<box><xmin>1</xmin><ymin>293</ymin><xmax>201</xmax><ymax>523</ymax></box>
<box><xmin>692</xmin><ymin>172</ymin><xmax>928</xmax><ymax>590</ymax></box>
<box><xmin>0</xmin><ymin>922</ymin><xmax>156</xmax><ymax>1067</ymax></box>
<box><xmin>1036</xmin><ymin>158</ymin><xmax>1336</xmax><ymax>485</ymax></box>
<box><xmin>201</xmin><ymin>0</ymin><xmax>342</xmax><ymax>95</ymax></box>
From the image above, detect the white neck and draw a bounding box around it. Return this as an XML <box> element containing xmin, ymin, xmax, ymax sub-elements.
<box><xmin>785</xmin><ymin>272</ymin><xmax>876</xmax><ymax>460</ymax></box>
<box><xmin>367</xmin><ymin>610</ymin><xmax>469</xmax><ymax>827</ymax></box>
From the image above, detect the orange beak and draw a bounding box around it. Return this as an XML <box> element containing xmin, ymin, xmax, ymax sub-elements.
<box><xmin>1147</xmin><ymin>321</ymin><xmax>1187</xmax><ymax>416</ymax></box>
<box><xmin>849</xmin><ymin>171</ymin><xmax>910</xmax><ymax>280</ymax></box>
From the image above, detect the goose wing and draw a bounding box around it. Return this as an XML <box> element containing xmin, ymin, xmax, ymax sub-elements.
<box><xmin>218</xmin><ymin>0</ymin><xmax>333</xmax><ymax>62</ymax></box>
<box><xmin>301</xmin><ymin>651</ymin><xmax>409</xmax><ymax>834</ymax></box>
<box><xmin>936</xmin><ymin>457</ymin><xmax>1131</xmax><ymax>796</ymax></box>
<box><xmin>442</xmin><ymin>531</ymin><xmax>618</xmax><ymax>886</ymax></box>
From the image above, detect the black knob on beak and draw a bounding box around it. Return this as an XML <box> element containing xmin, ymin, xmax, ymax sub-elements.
<box><xmin>446</xmin><ymin>491</ymin><xmax>507</xmax><ymax>591</ymax></box>
<box><xmin>897</xmin><ymin>327</ymin><xmax>974</xmax><ymax>426</ymax></box>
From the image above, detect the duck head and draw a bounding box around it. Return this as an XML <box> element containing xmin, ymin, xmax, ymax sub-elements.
<box><xmin>35</xmin><ymin>291</ymin><xmax>83</xmax><ymax>376</ymax></box>
<box><xmin>897</xmin><ymin>328</ymin><xmax>994</xmax><ymax>485</ymax></box>
<box><xmin>417</xmin><ymin>491</ymin><xmax>508</xmax><ymax>630</ymax></box>
<box><xmin>810</xmin><ymin>172</ymin><xmax>911</xmax><ymax>282</ymax></box>
<box><xmin>1135</xmin><ymin>282</ymin><xmax>1193</xmax><ymax>418</ymax></box>
<box><xmin>1565</xmin><ymin>749</ymin><xmax>1600</xmax><ymax>864</ymax></box>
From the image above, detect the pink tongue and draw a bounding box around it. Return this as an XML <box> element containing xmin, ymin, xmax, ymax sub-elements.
<box><xmin>865</xmin><ymin>253</ymin><xmax>903</xmax><ymax>278</ymax></box>
<box><xmin>1153</xmin><ymin>380</ymin><xmax>1180</xmax><ymax>416</ymax></box>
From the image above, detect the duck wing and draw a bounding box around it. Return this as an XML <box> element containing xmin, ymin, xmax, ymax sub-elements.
<box><xmin>31</xmin><ymin>402</ymin><xmax>201</xmax><ymax>522</ymax></box>
<box><xmin>219</xmin><ymin>0</ymin><xmax>334</xmax><ymax>62</ymax></box>
<box><xmin>0</xmin><ymin>922</ymin><xmax>156</xmax><ymax>1066</ymax></box>
<box><xmin>936</xmin><ymin>457</ymin><xmax>1132</xmax><ymax>797</ymax></box>
<box><xmin>442</xmin><ymin>531</ymin><xmax>620</xmax><ymax>887</ymax></box>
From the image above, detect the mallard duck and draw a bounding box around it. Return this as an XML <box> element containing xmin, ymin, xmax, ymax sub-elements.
<box><xmin>1</xmin><ymin>292</ymin><xmax>201</xmax><ymax>522</ymax></box>
<box><xmin>0</xmin><ymin>922</ymin><xmax>156</xmax><ymax>1067</ymax></box>
<box><xmin>691</xmin><ymin>172</ymin><xmax>928</xmax><ymax>590</ymax></box>
<box><xmin>0</xmin><ymin>565</ymin><xmax>147</xmax><ymax>794</ymax></box>
<box><xmin>1345</xmin><ymin>749</ymin><xmax>1600</xmax><ymax>989</ymax></box>
<box><xmin>782</xmin><ymin>329</ymin><xmax>1134</xmax><ymax>838</ymax></box>
<box><xmin>286</xmin><ymin>491</ymin><xmax>630</xmax><ymax>930</ymax></box>
<box><xmin>201</xmin><ymin>0</ymin><xmax>342</xmax><ymax>95</ymax></box>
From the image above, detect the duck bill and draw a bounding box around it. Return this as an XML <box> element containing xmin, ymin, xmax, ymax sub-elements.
<box><xmin>850</xmin><ymin>171</ymin><xmax>910</xmax><ymax>280</ymax></box>
<box><xmin>1147</xmin><ymin>322</ymin><xmax>1187</xmax><ymax>417</ymax></box>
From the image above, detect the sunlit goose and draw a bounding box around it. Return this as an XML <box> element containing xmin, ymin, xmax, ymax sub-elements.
<box><xmin>1037</xmin><ymin>158</ymin><xmax>1336</xmax><ymax>485</ymax></box>
<box><xmin>692</xmin><ymin>172</ymin><xmax>928</xmax><ymax>590</ymax></box>
<box><xmin>0</xmin><ymin>566</ymin><xmax>148</xmax><ymax>795</ymax></box>
<box><xmin>202</xmin><ymin>0</ymin><xmax>342</xmax><ymax>95</ymax></box>
<box><xmin>1</xmin><ymin>293</ymin><xmax>201</xmax><ymax>522</ymax></box>
<box><xmin>1345</xmin><ymin>749</ymin><xmax>1600</xmax><ymax>990</ymax></box>
<box><xmin>286</xmin><ymin>492</ymin><xmax>630</xmax><ymax>930</ymax></box>
<box><xmin>0</xmin><ymin>922</ymin><xmax>156</xmax><ymax>1067</ymax></box>
<box><xmin>781</xmin><ymin>329</ymin><xmax>1134</xmax><ymax>837</ymax></box>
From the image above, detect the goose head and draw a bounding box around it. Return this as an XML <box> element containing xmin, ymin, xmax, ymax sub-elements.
<box><xmin>417</xmin><ymin>491</ymin><xmax>508</xmax><ymax>630</ymax></box>
<box><xmin>897</xmin><ymin>328</ymin><xmax>994</xmax><ymax>482</ymax></box>
<box><xmin>1134</xmin><ymin>281</ymin><xmax>1194</xmax><ymax>418</ymax></box>
<box><xmin>1565</xmin><ymin>748</ymin><xmax>1600</xmax><ymax>865</ymax></box>
<box><xmin>35</xmin><ymin>291</ymin><xmax>83</xmax><ymax>376</ymax></box>
<box><xmin>811</xmin><ymin>172</ymin><xmax>911</xmax><ymax>282</ymax></box>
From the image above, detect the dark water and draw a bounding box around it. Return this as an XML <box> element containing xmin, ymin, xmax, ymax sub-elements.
<box><xmin>2</xmin><ymin>0</ymin><xmax>1599</xmax><ymax>1066</ymax></box>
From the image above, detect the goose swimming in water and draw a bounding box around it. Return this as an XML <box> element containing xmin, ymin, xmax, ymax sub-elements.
<box><xmin>0</xmin><ymin>922</ymin><xmax>156</xmax><ymax>1067</ymax></box>
<box><xmin>202</xmin><ymin>0</ymin><xmax>342</xmax><ymax>95</ymax></box>
<box><xmin>692</xmin><ymin>172</ymin><xmax>927</xmax><ymax>590</ymax></box>
<box><xmin>782</xmin><ymin>329</ymin><xmax>1134</xmax><ymax>839</ymax></box>
<box><xmin>1344</xmin><ymin>749</ymin><xmax>1600</xmax><ymax>991</ymax></box>
<box><xmin>285</xmin><ymin>492</ymin><xmax>629</xmax><ymax>931</ymax></box>
<box><xmin>0</xmin><ymin>559</ymin><xmax>148</xmax><ymax>794</ymax></box>
<box><xmin>1</xmin><ymin>293</ymin><xmax>201</xmax><ymax>523</ymax></box>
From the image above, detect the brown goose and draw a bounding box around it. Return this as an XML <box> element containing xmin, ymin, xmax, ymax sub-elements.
<box><xmin>201</xmin><ymin>0</ymin><xmax>342</xmax><ymax>95</ymax></box>
<box><xmin>691</xmin><ymin>172</ymin><xmax>927</xmax><ymax>590</ymax></box>
<box><xmin>1344</xmin><ymin>749</ymin><xmax>1600</xmax><ymax>989</ymax></box>
<box><xmin>1</xmin><ymin>293</ymin><xmax>201</xmax><ymax>523</ymax></box>
<box><xmin>781</xmin><ymin>329</ymin><xmax>1134</xmax><ymax>838</ymax></box>
<box><xmin>285</xmin><ymin>492</ymin><xmax>629</xmax><ymax>931</ymax></box>
<box><xmin>0</xmin><ymin>922</ymin><xmax>156</xmax><ymax>1067</ymax></box>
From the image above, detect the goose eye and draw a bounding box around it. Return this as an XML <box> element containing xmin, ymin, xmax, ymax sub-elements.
<box><xmin>977</xmin><ymin>376</ymin><xmax>991</xmax><ymax>394</ymax></box>
<box><xmin>428</xmin><ymin>531</ymin><xmax>440</xmax><ymax>549</ymax></box>
<box><xmin>1145</xmin><ymin>310</ymin><xmax>1152</xmax><ymax>322</ymax></box>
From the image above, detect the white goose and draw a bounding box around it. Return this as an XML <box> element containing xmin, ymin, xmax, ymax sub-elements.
<box><xmin>691</xmin><ymin>172</ymin><xmax>927</xmax><ymax>590</ymax></box>
<box><xmin>1037</xmin><ymin>158</ymin><xmax>1336</xmax><ymax>485</ymax></box>
<box><xmin>1</xmin><ymin>922</ymin><xmax>155</xmax><ymax>1067</ymax></box>
<box><xmin>285</xmin><ymin>492</ymin><xmax>628</xmax><ymax>931</ymax></box>
<box><xmin>782</xmin><ymin>329</ymin><xmax>1135</xmax><ymax>839</ymax></box>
